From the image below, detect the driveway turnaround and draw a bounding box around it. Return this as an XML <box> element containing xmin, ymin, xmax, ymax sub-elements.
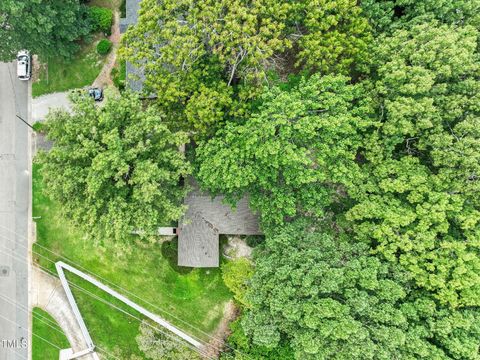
<box><xmin>32</xmin><ymin>92</ymin><xmax>71</xmax><ymax>122</ymax></box>
<box><xmin>0</xmin><ymin>62</ymin><xmax>30</xmax><ymax>360</ymax></box>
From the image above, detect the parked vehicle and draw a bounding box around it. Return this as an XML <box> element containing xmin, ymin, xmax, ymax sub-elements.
<box><xmin>88</xmin><ymin>87</ymin><xmax>104</xmax><ymax>101</ymax></box>
<box><xmin>16</xmin><ymin>50</ymin><xmax>31</xmax><ymax>81</ymax></box>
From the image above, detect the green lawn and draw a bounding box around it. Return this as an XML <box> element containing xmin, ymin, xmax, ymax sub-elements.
<box><xmin>32</xmin><ymin>39</ymin><xmax>105</xmax><ymax>98</ymax></box>
<box><xmin>32</xmin><ymin>164</ymin><xmax>232</xmax><ymax>358</ymax></box>
<box><xmin>32</xmin><ymin>308</ymin><xmax>70</xmax><ymax>360</ymax></box>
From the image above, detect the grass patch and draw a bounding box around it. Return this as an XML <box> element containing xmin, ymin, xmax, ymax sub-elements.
<box><xmin>88</xmin><ymin>0</ymin><xmax>122</xmax><ymax>10</ymax></box>
<box><xmin>32</xmin><ymin>163</ymin><xmax>232</xmax><ymax>357</ymax></box>
<box><xmin>67</xmin><ymin>273</ymin><xmax>145</xmax><ymax>358</ymax></box>
<box><xmin>32</xmin><ymin>39</ymin><xmax>104</xmax><ymax>97</ymax></box>
<box><xmin>32</xmin><ymin>122</ymin><xmax>46</xmax><ymax>133</ymax></box>
<box><xmin>32</xmin><ymin>307</ymin><xmax>70</xmax><ymax>360</ymax></box>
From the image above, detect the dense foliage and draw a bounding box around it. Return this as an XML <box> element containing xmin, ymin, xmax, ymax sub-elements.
<box><xmin>87</xmin><ymin>6</ymin><xmax>113</xmax><ymax>35</ymax></box>
<box><xmin>362</xmin><ymin>0</ymin><xmax>480</xmax><ymax>33</ymax></box>
<box><xmin>38</xmin><ymin>92</ymin><xmax>190</xmax><ymax>247</ymax></box>
<box><xmin>196</xmin><ymin>74</ymin><xmax>374</xmax><ymax>230</ymax></box>
<box><xmin>0</xmin><ymin>0</ymin><xmax>90</xmax><ymax>60</ymax></box>
<box><xmin>194</xmin><ymin>6</ymin><xmax>480</xmax><ymax>359</ymax></box>
<box><xmin>348</xmin><ymin>22</ymin><xmax>480</xmax><ymax>308</ymax></box>
<box><xmin>121</xmin><ymin>0</ymin><xmax>371</xmax><ymax>134</ymax></box>
<box><xmin>241</xmin><ymin>221</ymin><xmax>480</xmax><ymax>359</ymax></box>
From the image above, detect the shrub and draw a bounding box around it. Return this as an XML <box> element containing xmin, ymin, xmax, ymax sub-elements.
<box><xmin>32</xmin><ymin>122</ymin><xmax>46</xmax><ymax>133</ymax></box>
<box><xmin>88</xmin><ymin>6</ymin><xmax>113</xmax><ymax>35</ymax></box>
<box><xmin>221</xmin><ymin>258</ymin><xmax>254</xmax><ymax>308</ymax></box>
<box><xmin>96</xmin><ymin>39</ymin><xmax>112</xmax><ymax>55</ymax></box>
<box><xmin>111</xmin><ymin>61</ymin><xmax>126</xmax><ymax>90</ymax></box>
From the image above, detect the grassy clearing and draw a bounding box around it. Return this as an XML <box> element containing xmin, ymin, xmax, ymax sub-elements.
<box><xmin>32</xmin><ymin>163</ymin><xmax>232</xmax><ymax>358</ymax></box>
<box><xmin>32</xmin><ymin>307</ymin><xmax>70</xmax><ymax>360</ymax></box>
<box><xmin>32</xmin><ymin>39</ymin><xmax>105</xmax><ymax>98</ymax></box>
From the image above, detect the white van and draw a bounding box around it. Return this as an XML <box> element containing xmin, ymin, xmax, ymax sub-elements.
<box><xmin>17</xmin><ymin>50</ymin><xmax>31</xmax><ymax>81</ymax></box>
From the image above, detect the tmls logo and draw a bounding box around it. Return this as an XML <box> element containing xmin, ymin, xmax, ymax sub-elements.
<box><xmin>2</xmin><ymin>338</ymin><xmax>27</xmax><ymax>349</ymax></box>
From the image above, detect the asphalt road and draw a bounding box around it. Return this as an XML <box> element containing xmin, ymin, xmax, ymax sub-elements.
<box><xmin>0</xmin><ymin>62</ymin><xmax>30</xmax><ymax>360</ymax></box>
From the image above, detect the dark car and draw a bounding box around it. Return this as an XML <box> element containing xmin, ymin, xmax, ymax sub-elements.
<box><xmin>88</xmin><ymin>88</ymin><xmax>103</xmax><ymax>101</ymax></box>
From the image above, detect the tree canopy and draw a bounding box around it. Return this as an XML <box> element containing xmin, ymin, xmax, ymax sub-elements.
<box><xmin>0</xmin><ymin>0</ymin><xmax>90</xmax><ymax>60</ymax></box>
<box><xmin>347</xmin><ymin>22</ymin><xmax>480</xmax><ymax>307</ymax></box>
<box><xmin>361</xmin><ymin>0</ymin><xmax>480</xmax><ymax>33</ymax></box>
<box><xmin>196</xmin><ymin>74</ymin><xmax>374</xmax><ymax>230</ymax></box>
<box><xmin>120</xmin><ymin>0</ymin><xmax>371</xmax><ymax>133</ymax></box>
<box><xmin>241</xmin><ymin>221</ymin><xmax>480</xmax><ymax>359</ymax></box>
<box><xmin>38</xmin><ymin>92</ymin><xmax>190</xmax><ymax>247</ymax></box>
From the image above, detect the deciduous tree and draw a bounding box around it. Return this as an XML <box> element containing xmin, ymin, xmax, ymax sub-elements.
<box><xmin>37</xmin><ymin>92</ymin><xmax>190</xmax><ymax>246</ymax></box>
<box><xmin>0</xmin><ymin>0</ymin><xmax>90</xmax><ymax>60</ymax></box>
<box><xmin>241</xmin><ymin>221</ymin><xmax>480</xmax><ymax>359</ymax></box>
<box><xmin>293</xmin><ymin>0</ymin><xmax>372</xmax><ymax>74</ymax></box>
<box><xmin>120</xmin><ymin>0</ymin><xmax>371</xmax><ymax>133</ymax></box>
<box><xmin>196</xmin><ymin>74</ymin><xmax>374</xmax><ymax>230</ymax></box>
<box><xmin>347</xmin><ymin>22</ymin><xmax>480</xmax><ymax>307</ymax></box>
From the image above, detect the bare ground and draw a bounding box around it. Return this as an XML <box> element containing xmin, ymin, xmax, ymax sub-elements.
<box><xmin>203</xmin><ymin>301</ymin><xmax>239</xmax><ymax>359</ymax></box>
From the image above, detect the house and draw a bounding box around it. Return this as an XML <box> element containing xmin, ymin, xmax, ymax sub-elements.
<box><xmin>177</xmin><ymin>180</ymin><xmax>262</xmax><ymax>267</ymax></box>
<box><xmin>120</xmin><ymin>1</ymin><xmax>261</xmax><ymax>267</ymax></box>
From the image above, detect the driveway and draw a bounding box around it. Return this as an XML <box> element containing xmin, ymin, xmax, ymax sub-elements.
<box><xmin>32</xmin><ymin>92</ymin><xmax>71</xmax><ymax>122</ymax></box>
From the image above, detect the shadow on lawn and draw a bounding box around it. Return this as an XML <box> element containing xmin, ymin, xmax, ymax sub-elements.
<box><xmin>161</xmin><ymin>238</ymin><xmax>194</xmax><ymax>275</ymax></box>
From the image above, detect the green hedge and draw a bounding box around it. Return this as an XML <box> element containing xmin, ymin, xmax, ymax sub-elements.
<box><xmin>111</xmin><ymin>61</ymin><xmax>126</xmax><ymax>90</ymax></box>
<box><xmin>96</xmin><ymin>39</ymin><xmax>112</xmax><ymax>55</ymax></box>
<box><xmin>88</xmin><ymin>6</ymin><xmax>113</xmax><ymax>35</ymax></box>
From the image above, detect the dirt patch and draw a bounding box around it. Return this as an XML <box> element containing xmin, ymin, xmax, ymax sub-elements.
<box><xmin>222</xmin><ymin>236</ymin><xmax>253</xmax><ymax>260</ymax></box>
<box><xmin>32</xmin><ymin>55</ymin><xmax>44</xmax><ymax>83</ymax></box>
<box><xmin>202</xmin><ymin>301</ymin><xmax>239</xmax><ymax>359</ymax></box>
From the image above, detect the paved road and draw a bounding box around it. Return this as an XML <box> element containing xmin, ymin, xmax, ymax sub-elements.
<box><xmin>0</xmin><ymin>62</ymin><xmax>30</xmax><ymax>360</ymax></box>
<box><xmin>32</xmin><ymin>92</ymin><xmax>70</xmax><ymax>122</ymax></box>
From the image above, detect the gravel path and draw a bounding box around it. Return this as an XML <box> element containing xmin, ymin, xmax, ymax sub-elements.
<box><xmin>92</xmin><ymin>10</ymin><xmax>122</xmax><ymax>88</ymax></box>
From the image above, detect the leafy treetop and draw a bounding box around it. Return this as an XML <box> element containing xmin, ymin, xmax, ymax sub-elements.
<box><xmin>347</xmin><ymin>22</ymin><xmax>480</xmax><ymax>307</ymax></box>
<box><xmin>0</xmin><ymin>0</ymin><xmax>90</xmax><ymax>60</ymax></box>
<box><xmin>242</xmin><ymin>221</ymin><xmax>480</xmax><ymax>359</ymax></box>
<box><xmin>38</xmin><ymin>91</ymin><xmax>190</xmax><ymax>248</ymax></box>
<box><xmin>196</xmin><ymin>74</ymin><xmax>374</xmax><ymax>231</ymax></box>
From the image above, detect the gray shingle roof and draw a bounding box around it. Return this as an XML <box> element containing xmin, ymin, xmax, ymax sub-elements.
<box><xmin>120</xmin><ymin>0</ymin><xmax>140</xmax><ymax>34</ymax></box>
<box><xmin>178</xmin><ymin>184</ymin><xmax>262</xmax><ymax>268</ymax></box>
<box><xmin>121</xmin><ymin>0</ymin><xmax>145</xmax><ymax>93</ymax></box>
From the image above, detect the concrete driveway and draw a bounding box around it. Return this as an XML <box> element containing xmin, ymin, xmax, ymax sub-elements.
<box><xmin>32</xmin><ymin>92</ymin><xmax>71</xmax><ymax>122</ymax></box>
